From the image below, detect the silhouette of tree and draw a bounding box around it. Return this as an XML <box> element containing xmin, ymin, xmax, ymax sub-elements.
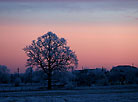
<box><xmin>23</xmin><ymin>32</ymin><xmax>78</xmax><ymax>89</ymax></box>
<box><xmin>0</xmin><ymin>65</ymin><xmax>10</xmax><ymax>83</ymax></box>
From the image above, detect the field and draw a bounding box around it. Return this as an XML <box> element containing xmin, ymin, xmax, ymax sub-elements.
<box><xmin>0</xmin><ymin>85</ymin><xmax>138</xmax><ymax>102</ymax></box>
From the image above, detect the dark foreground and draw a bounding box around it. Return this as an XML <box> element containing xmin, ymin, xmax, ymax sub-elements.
<box><xmin>0</xmin><ymin>85</ymin><xmax>138</xmax><ymax>102</ymax></box>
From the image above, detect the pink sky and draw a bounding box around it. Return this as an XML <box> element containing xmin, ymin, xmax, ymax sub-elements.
<box><xmin>0</xmin><ymin>1</ymin><xmax>138</xmax><ymax>72</ymax></box>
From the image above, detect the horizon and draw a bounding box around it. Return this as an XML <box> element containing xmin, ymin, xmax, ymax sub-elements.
<box><xmin>0</xmin><ymin>0</ymin><xmax>138</xmax><ymax>73</ymax></box>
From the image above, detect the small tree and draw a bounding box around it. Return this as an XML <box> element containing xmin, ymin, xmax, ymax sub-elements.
<box><xmin>23</xmin><ymin>32</ymin><xmax>78</xmax><ymax>89</ymax></box>
<box><xmin>0</xmin><ymin>65</ymin><xmax>10</xmax><ymax>83</ymax></box>
<box><xmin>24</xmin><ymin>67</ymin><xmax>33</xmax><ymax>84</ymax></box>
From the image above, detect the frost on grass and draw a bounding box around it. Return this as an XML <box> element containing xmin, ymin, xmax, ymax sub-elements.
<box><xmin>0</xmin><ymin>85</ymin><xmax>138</xmax><ymax>102</ymax></box>
<box><xmin>0</xmin><ymin>92</ymin><xmax>138</xmax><ymax>102</ymax></box>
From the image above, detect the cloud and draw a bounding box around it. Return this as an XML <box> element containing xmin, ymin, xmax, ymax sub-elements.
<box><xmin>0</xmin><ymin>0</ymin><xmax>137</xmax><ymax>2</ymax></box>
<box><xmin>0</xmin><ymin>0</ymin><xmax>99</xmax><ymax>1</ymax></box>
<box><xmin>0</xmin><ymin>0</ymin><xmax>138</xmax><ymax>25</ymax></box>
<box><xmin>135</xmin><ymin>18</ymin><xmax>138</xmax><ymax>20</ymax></box>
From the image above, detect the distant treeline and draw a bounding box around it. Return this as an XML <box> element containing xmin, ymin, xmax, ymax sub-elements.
<box><xmin>0</xmin><ymin>65</ymin><xmax>138</xmax><ymax>88</ymax></box>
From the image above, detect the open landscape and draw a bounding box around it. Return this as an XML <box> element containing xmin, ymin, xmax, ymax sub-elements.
<box><xmin>1</xmin><ymin>0</ymin><xmax>138</xmax><ymax>102</ymax></box>
<box><xmin>0</xmin><ymin>85</ymin><xmax>138</xmax><ymax>102</ymax></box>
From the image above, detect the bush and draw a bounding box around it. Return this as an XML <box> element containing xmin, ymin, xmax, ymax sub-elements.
<box><xmin>14</xmin><ymin>77</ymin><xmax>21</xmax><ymax>87</ymax></box>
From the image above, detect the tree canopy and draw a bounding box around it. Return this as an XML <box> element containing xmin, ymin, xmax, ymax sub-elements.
<box><xmin>23</xmin><ymin>32</ymin><xmax>78</xmax><ymax>89</ymax></box>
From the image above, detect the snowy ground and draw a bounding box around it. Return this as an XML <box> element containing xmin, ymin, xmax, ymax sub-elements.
<box><xmin>0</xmin><ymin>85</ymin><xmax>138</xmax><ymax>102</ymax></box>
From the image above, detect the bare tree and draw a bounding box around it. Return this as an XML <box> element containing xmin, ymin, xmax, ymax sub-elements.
<box><xmin>23</xmin><ymin>32</ymin><xmax>78</xmax><ymax>89</ymax></box>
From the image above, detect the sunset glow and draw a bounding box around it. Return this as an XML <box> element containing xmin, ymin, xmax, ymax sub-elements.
<box><xmin>0</xmin><ymin>0</ymin><xmax>138</xmax><ymax>72</ymax></box>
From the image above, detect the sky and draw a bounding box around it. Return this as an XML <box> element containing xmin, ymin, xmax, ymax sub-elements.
<box><xmin>0</xmin><ymin>0</ymin><xmax>138</xmax><ymax>73</ymax></box>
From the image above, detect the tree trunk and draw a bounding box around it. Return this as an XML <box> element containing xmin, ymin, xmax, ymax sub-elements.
<box><xmin>48</xmin><ymin>72</ymin><xmax>52</xmax><ymax>90</ymax></box>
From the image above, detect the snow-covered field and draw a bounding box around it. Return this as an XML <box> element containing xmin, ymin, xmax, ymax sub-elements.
<box><xmin>0</xmin><ymin>85</ymin><xmax>138</xmax><ymax>102</ymax></box>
